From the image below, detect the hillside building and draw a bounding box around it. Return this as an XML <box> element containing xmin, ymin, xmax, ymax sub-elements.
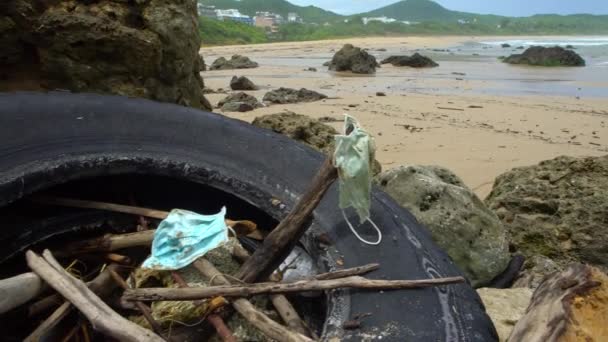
<box><xmin>254</xmin><ymin>12</ymin><xmax>284</xmax><ymax>32</ymax></box>
<box><xmin>288</xmin><ymin>12</ymin><xmax>303</xmax><ymax>23</ymax></box>
<box><xmin>197</xmin><ymin>4</ymin><xmax>217</xmax><ymax>18</ymax></box>
<box><xmin>216</xmin><ymin>9</ymin><xmax>254</xmax><ymax>25</ymax></box>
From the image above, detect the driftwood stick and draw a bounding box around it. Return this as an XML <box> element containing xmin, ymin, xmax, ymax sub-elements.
<box><xmin>28</xmin><ymin>264</ymin><xmax>120</xmax><ymax>317</ymax></box>
<box><xmin>109</xmin><ymin>270</ymin><xmax>167</xmax><ymax>340</ymax></box>
<box><xmin>32</xmin><ymin>195</ymin><xmax>258</xmax><ymax>237</ymax></box>
<box><xmin>207</xmin><ymin>314</ymin><xmax>237</xmax><ymax>342</ymax></box>
<box><xmin>25</xmin><ymin>301</ymin><xmax>73</xmax><ymax>342</ymax></box>
<box><xmin>124</xmin><ymin>275</ymin><xmax>465</xmax><ymax>301</ymax></box>
<box><xmin>25</xmin><ymin>263</ymin><xmax>123</xmax><ymax>341</ymax></box>
<box><xmin>28</xmin><ymin>293</ymin><xmax>62</xmax><ymax>317</ymax></box>
<box><xmin>232</xmin><ymin>241</ymin><xmax>314</xmax><ymax>338</ymax></box>
<box><xmin>313</xmin><ymin>263</ymin><xmax>380</xmax><ymax>281</ymax></box>
<box><xmin>193</xmin><ymin>258</ymin><xmax>313</xmax><ymax>342</ymax></box>
<box><xmin>236</xmin><ymin>157</ymin><xmax>338</xmax><ymax>283</ymax></box>
<box><xmin>0</xmin><ymin>272</ymin><xmax>45</xmax><ymax>314</ymax></box>
<box><xmin>26</xmin><ymin>250</ymin><xmax>164</xmax><ymax>342</ymax></box>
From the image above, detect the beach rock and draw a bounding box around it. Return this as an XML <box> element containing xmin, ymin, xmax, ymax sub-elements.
<box><xmin>376</xmin><ymin>92</ymin><xmax>386</xmax><ymax>96</ymax></box>
<box><xmin>218</xmin><ymin>92</ymin><xmax>261</xmax><ymax>112</ymax></box>
<box><xmin>305</xmin><ymin>67</ymin><xmax>317</xmax><ymax>72</ymax></box>
<box><xmin>516</xmin><ymin>46</ymin><xmax>525</xmax><ymax>50</ymax></box>
<box><xmin>0</xmin><ymin>0</ymin><xmax>211</xmax><ymax>110</ymax></box>
<box><xmin>486</xmin><ymin>155</ymin><xmax>608</xmax><ymax>271</ymax></box>
<box><xmin>322</xmin><ymin>61</ymin><xmax>331</xmax><ymax>67</ymax></box>
<box><xmin>327</xmin><ymin>44</ymin><xmax>377</xmax><ymax>74</ymax></box>
<box><xmin>512</xmin><ymin>255</ymin><xmax>562</xmax><ymax>289</ymax></box>
<box><xmin>262</xmin><ymin>87</ymin><xmax>327</xmax><ymax>104</ymax></box>
<box><xmin>566</xmin><ymin>44</ymin><xmax>575</xmax><ymax>49</ymax></box>
<box><xmin>381</xmin><ymin>53</ymin><xmax>438</xmax><ymax>68</ymax></box>
<box><xmin>509</xmin><ymin>264</ymin><xmax>608</xmax><ymax>342</ymax></box>
<box><xmin>210</xmin><ymin>55</ymin><xmax>258</xmax><ymax>70</ymax></box>
<box><xmin>230</xmin><ymin>76</ymin><xmax>257</xmax><ymax>91</ymax></box>
<box><xmin>504</xmin><ymin>46</ymin><xmax>585</xmax><ymax>66</ymax></box>
<box><xmin>501</xmin><ymin>43</ymin><xmax>511</xmax><ymax>48</ymax></box>
<box><xmin>252</xmin><ymin>112</ymin><xmax>381</xmax><ymax>175</ymax></box>
<box><xmin>375</xmin><ymin>165</ymin><xmax>510</xmax><ymax>287</ymax></box>
<box><xmin>477</xmin><ymin>287</ymin><xmax>533</xmax><ymax>342</ymax></box>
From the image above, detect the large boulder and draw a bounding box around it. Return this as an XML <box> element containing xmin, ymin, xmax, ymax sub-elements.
<box><xmin>486</xmin><ymin>155</ymin><xmax>608</xmax><ymax>271</ymax></box>
<box><xmin>218</xmin><ymin>92</ymin><xmax>262</xmax><ymax>112</ymax></box>
<box><xmin>230</xmin><ymin>76</ymin><xmax>257</xmax><ymax>91</ymax></box>
<box><xmin>504</xmin><ymin>46</ymin><xmax>585</xmax><ymax>66</ymax></box>
<box><xmin>0</xmin><ymin>0</ymin><xmax>211</xmax><ymax>110</ymax></box>
<box><xmin>210</xmin><ymin>55</ymin><xmax>258</xmax><ymax>70</ymax></box>
<box><xmin>509</xmin><ymin>264</ymin><xmax>608</xmax><ymax>342</ymax></box>
<box><xmin>381</xmin><ymin>53</ymin><xmax>438</xmax><ymax>68</ymax></box>
<box><xmin>262</xmin><ymin>87</ymin><xmax>327</xmax><ymax>104</ymax></box>
<box><xmin>477</xmin><ymin>287</ymin><xmax>533</xmax><ymax>342</ymax></box>
<box><xmin>252</xmin><ymin>112</ymin><xmax>382</xmax><ymax>175</ymax></box>
<box><xmin>327</xmin><ymin>44</ymin><xmax>377</xmax><ymax>74</ymax></box>
<box><xmin>375</xmin><ymin>165</ymin><xmax>511</xmax><ymax>287</ymax></box>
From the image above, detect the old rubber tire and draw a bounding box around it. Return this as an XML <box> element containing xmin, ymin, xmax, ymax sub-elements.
<box><xmin>0</xmin><ymin>92</ymin><xmax>496</xmax><ymax>341</ymax></box>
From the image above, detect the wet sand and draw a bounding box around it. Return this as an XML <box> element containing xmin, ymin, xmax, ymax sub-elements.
<box><xmin>200</xmin><ymin>36</ymin><xmax>608</xmax><ymax>197</ymax></box>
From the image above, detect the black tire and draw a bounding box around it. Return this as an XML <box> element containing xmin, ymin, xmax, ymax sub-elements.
<box><xmin>0</xmin><ymin>92</ymin><xmax>496</xmax><ymax>341</ymax></box>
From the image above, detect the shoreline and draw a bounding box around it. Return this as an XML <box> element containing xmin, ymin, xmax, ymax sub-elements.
<box><xmin>200</xmin><ymin>36</ymin><xmax>608</xmax><ymax>197</ymax></box>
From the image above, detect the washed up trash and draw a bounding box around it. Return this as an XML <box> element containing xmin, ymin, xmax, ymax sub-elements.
<box><xmin>333</xmin><ymin>115</ymin><xmax>382</xmax><ymax>245</ymax></box>
<box><xmin>142</xmin><ymin>207</ymin><xmax>229</xmax><ymax>270</ymax></box>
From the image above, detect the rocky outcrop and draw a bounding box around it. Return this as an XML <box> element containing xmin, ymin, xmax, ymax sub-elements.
<box><xmin>501</xmin><ymin>43</ymin><xmax>511</xmax><ymax>48</ymax></box>
<box><xmin>230</xmin><ymin>76</ymin><xmax>257</xmax><ymax>91</ymax></box>
<box><xmin>218</xmin><ymin>92</ymin><xmax>261</xmax><ymax>112</ymax></box>
<box><xmin>381</xmin><ymin>53</ymin><xmax>439</xmax><ymax>68</ymax></box>
<box><xmin>477</xmin><ymin>287</ymin><xmax>533</xmax><ymax>341</ymax></box>
<box><xmin>486</xmin><ymin>155</ymin><xmax>608</xmax><ymax>272</ymax></box>
<box><xmin>504</xmin><ymin>46</ymin><xmax>585</xmax><ymax>66</ymax></box>
<box><xmin>375</xmin><ymin>165</ymin><xmax>510</xmax><ymax>287</ymax></box>
<box><xmin>327</xmin><ymin>44</ymin><xmax>377</xmax><ymax>74</ymax></box>
<box><xmin>252</xmin><ymin>112</ymin><xmax>382</xmax><ymax>175</ymax></box>
<box><xmin>262</xmin><ymin>88</ymin><xmax>327</xmax><ymax>104</ymax></box>
<box><xmin>509</xmin><ymin>264</ymin><xmax>608</xmax><ymax>342</ymax></box>
<box><xmin>210</xmin><ymin>55</ymin><xmax>258</xmax><ymax>70</ymax></box>
<box><xmin>0</xmin><ymin>0</ymin><xmax>211</xmax><ymax>110</ymax></box>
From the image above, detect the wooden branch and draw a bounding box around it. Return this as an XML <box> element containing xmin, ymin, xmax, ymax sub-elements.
<box><xmin>109</xmin><ymin>269</ymin><xmax>167</xmax><ymax>340</ymax></box>
<box><xmin>25</xmin><ymin>263</ymin><xmax>123</xmax><ymax>341</ymax></box>
<box><xmin>125</xmin><ymin>275</ymin><xmax>465</xmax><ymax>301</ymax></box>
<box><xmin>313</xmin><ymin>263</ymin><xmax>379</xmax><ymax>281</ymax></box>
<box><xmin>0</xmin><ymin>272</ymin><xmax>45</xmax><ymax>314</ymax></box>
<box><xmin>26</xmin><ymin>250</ymin><xmax>164</xmax><ymax>342</ymax></box>
<box><xmin>232</xmin><ymin>241</ymin><xmax>314</xmax><ymax>338</ymax></box>
<box><xmin>236</xmin><ymin>157</ymin><xmax>338</xmax><ymax>283</ymax></box>
<box><xmin>193</xmin><ymin>258</ymin><xmax>313</xmax><ymax>342</ymax></box>
<box><xmin>270</xmin><ymin>294</ymin><xmax>315</xmax><ymax>338</ymax></box>
<box><xmin>28</xmin><ymin>264</ymin><xmax>120</xmax><ymax>317</ymax></box>
<box><xmin>207</xmin><ymin>314</ymin><xmax>237</xmax><ymax>342</ymax></box>
<box><xmin>32</xmin><ymin>195</ymin><xmax>259</xmax><ymax>237</ymax></box>
<box><xmin>25</xmin><ymin>301</ymin><xmax>73</xmax><ymax>342</ymax></box>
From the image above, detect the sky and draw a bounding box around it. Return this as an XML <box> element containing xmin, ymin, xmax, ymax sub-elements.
<box><xmin>288</xmin><ymin>0</ymin><xmax>608</xmax><ymax>17</ymax></box>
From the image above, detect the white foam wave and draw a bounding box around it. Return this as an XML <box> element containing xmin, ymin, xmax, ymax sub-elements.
<box><xmin>481</xmin><ymin>37</ymin><xmax>608</xmax><ymax>47</ymax></box>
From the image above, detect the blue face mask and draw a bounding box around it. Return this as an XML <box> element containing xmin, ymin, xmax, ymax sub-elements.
<box><xmin>142</xmin><ymin>207</ymin><xmax>229</xmax><ymax>270</ymax></box>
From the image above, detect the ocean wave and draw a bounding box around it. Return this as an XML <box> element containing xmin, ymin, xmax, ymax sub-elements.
<box><xmin>481</xmin><ymin>38</ymin><xmax>608</xmax><ymax>47</ymax></box>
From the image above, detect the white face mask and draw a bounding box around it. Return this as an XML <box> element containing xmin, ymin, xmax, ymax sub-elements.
<box><xmin>333</xmin><ymin>114</ymin><xmax>382</xmax><ymax>246</ymax></box>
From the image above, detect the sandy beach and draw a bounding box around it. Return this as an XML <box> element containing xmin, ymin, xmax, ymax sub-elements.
<box><xmin>200</xmin><ymin>36</ymin><xmax>608</xmax><ymax>197</ymax></box>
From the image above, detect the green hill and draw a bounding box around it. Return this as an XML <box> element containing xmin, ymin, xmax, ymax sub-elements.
<box><xmin>360</xmin><ymin>0</ymin><xmax>504</xmax><ymax>24</ymax></box>
<box><xmin>199</xmin><ymin>0</ymin><xmax>342</xmax><ymax>23</ymax></box>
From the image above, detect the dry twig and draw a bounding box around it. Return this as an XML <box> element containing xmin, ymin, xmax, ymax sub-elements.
<box><xmin>124</xmin><ymin>275</ymin><xmax>465</xmax><ymax>301</ymax></box>
<box><xmin>26</xmin><ymin>250</ymin><xmax>164</xmax><ymax>342</ymax></box>
<box><xmin>193</xmin><ymin>258</ymin><xmax>313</xmax><ymax>342</ymax></box>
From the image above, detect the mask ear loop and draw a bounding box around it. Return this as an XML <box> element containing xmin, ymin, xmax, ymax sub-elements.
<box><xmin>341</xmin><ymin>209</ymin><xmax>382</xmax><ymax>245</ymax></box>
